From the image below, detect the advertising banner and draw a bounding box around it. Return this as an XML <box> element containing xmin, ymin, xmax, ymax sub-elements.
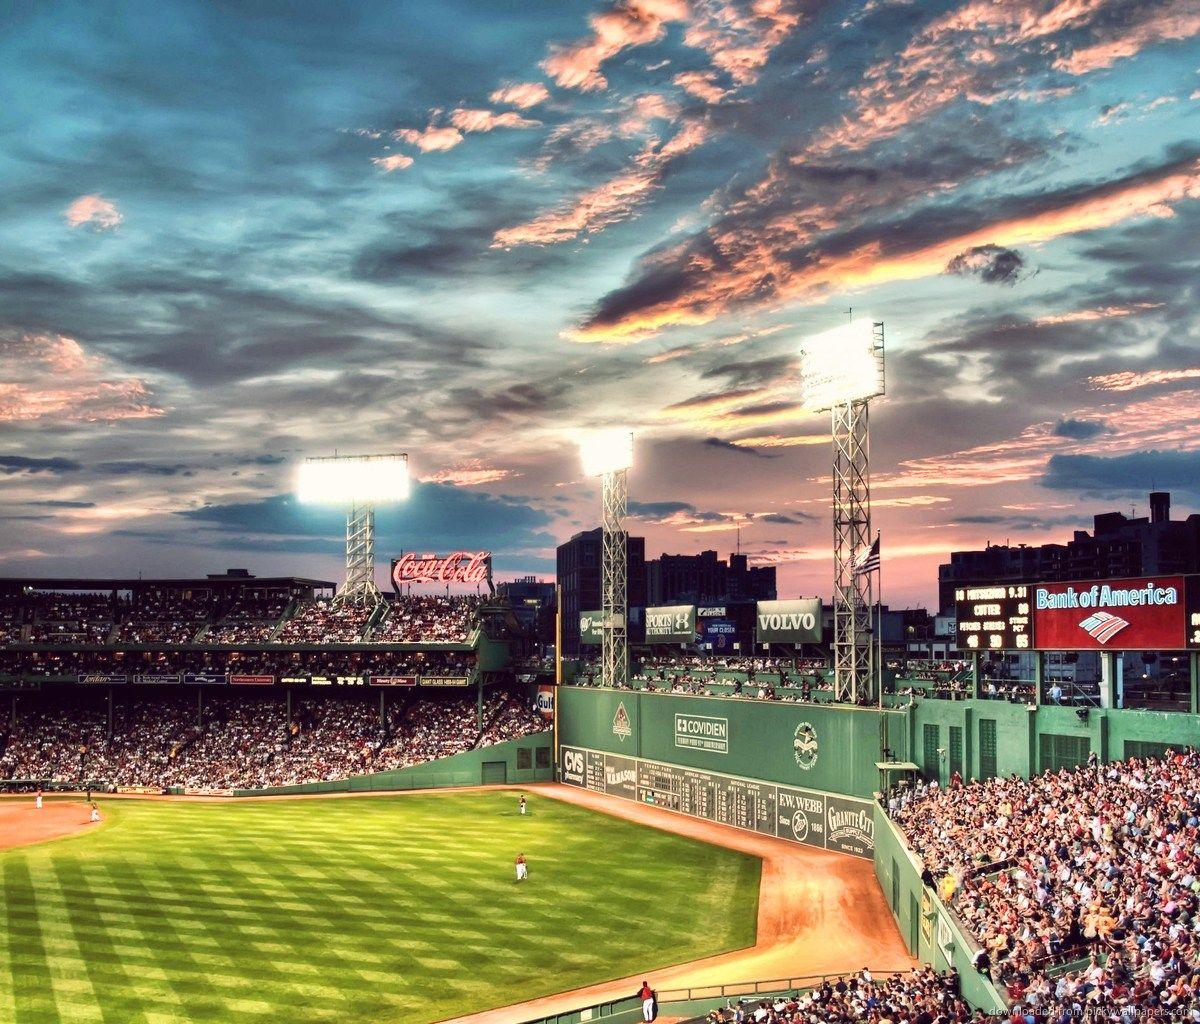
<box><xmin>644</xmin><ymin>605</ymin><xmax>697</xmax><ymax>645</ymax></box>
<box><xmin>131</xmin><ymin>674</ymin><xmax>181</xmax><ymax>685</ymax></box>
<box><xmin>602</xmin><ymin>753</ymin><xmax>638</xmax><ymax>799</ymax></box>
<box><xmin>230</xmin><ymin>674</ymin><xmax>275</xmax><ymax>686</ymax></box>
<box><xmin>824</xmin><ymin>794</ymin><xmax>876</xmax><ymax>858</ymax></box>
<box><xmin>755</xmin><ymin>599</ymin><xmax>822</xmax><ymax>645</ymax></box>
<box><xmin>370</xmin><ymin>675</ymin><xmax>418</xmax><ymax>687</ymax></box>
<box><xmin>579</xmin><ymin>610</ymin><xmax>604</xmax><ymax>646</ymax></box>
<box><xmin>776</xmin><ymin>785</ymin><xmax>827</xmax><ymax>847</ymax></box>
<box><xmin>391</xmin><ymin>551</ymin><xmax>491</xmax><ymax>588</ymax></box>
<box><xmin>1032</xmin><ymin>576</ymin><xmax>1186</xmax><ymax>650</ymax></box>
<box><xmin>183</xmin><ymin>671</ymin><xmax>227</xmax><ymax>685</ymax></box>
<box><xmin>536</xmin><ymin>685</ymin><xmax>555</xmax><ymax>719</ymax></box>
<box><xmin>702</xmin><ymin>619</ymin><xmax>736</xmax><ymax>652</ymax></box>
<box><xmin>674</xmin><ymin>713</ymin><xmax>729</xmax><ymax>754</ymax></box>
<box><xmin>421</xmin><ymin>676</ymin><xmax>471</xmax><ymax>687</ymax></box>
<box><xmin>309</xmin><ymin>675</ymin><xmax>331</xmax><ymax>686</ymax></box>
<box><xmin>697</xmin><ymin>605</ymin><xmax>726</xmax><ymax>618</ymax></box>
<box><xmin>77</xmin><ymin>673</ymin><xmax>126</xmax><ymax>685</ymax></box>
<box><xmin>1188</xmin><ymin>577</ymin><xmax>1200</xmax><ymax>650</ymax></box>
<box><xmin>280</xmin><ymin>675</ymin><xmax>308</xmax><ymax>684</ymax></box>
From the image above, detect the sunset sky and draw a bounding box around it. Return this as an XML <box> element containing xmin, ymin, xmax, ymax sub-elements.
<box><xmin>1</xmin><ymin>0</ymin><xmax>1198</xmax><ymax>608</ymax></box>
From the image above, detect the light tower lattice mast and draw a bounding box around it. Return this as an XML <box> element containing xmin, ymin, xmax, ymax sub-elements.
<box><xmin>341</xmin><ymin>500</ymin><xmax>379</xmax><ymax>607</ymax></box>
<box><xmin>799</xmin><ymin>320</ymin><xmax>885</xmax><ymax>704</ymax></box>
<box><xmin>600</xmin><ymin>467</ymin><xmax>629</xmax><ymax>690</ymax></box>
<box><xmin>831</xmin><ymin>394</ymin><xmax>873</xmax><ymax>703</ymax></box>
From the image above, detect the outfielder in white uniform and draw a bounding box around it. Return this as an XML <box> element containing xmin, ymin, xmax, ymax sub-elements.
<box><xmin>35</xmin><ymin>791</ymin><xmax>42</xmax><ymax>810</ymax></box>
<box><xmin>519</xmin><ymin>795</ymin><xmax>527</xmax><ymax>815</ymax></box>
<box><xmin>515</xmin><ymin>854</ymin><xmax>528</xmax><ymax>881</ymax></box>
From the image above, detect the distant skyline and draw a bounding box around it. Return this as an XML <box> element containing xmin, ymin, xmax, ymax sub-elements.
<box><xmin>1</xmin><ymin>0</ymin><xmax>1199</xmax><ymax>607</ymax></box>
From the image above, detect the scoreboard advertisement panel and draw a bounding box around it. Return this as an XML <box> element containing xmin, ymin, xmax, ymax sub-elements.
<box><xmin>954</xmin><ymin>584</ymin><xmax>1031</xmax><ymax>651</ymax></box>
<box><xmin>1031</xmin><ymin>576</ymin><xmax>1186</xmax><ymax>650</ymax></box>
<box><xmin>644</xmin><ymin>605</ymin><xmax>697</xmax><ymax>644</ymax></box>
<box><xmin>560</xmin><ymin>744</ymin><xmax>874</xmax><ymax>858</ymax></box>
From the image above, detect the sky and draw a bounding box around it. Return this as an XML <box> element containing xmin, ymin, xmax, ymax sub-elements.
<box><xmin>1</xmin><ymin>0</ymin><xmax>1199</xmax><ymax>609</ymax></box>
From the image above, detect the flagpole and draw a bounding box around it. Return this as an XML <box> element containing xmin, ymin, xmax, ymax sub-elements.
<box><xmin>876</xmin><ymin>530</ymin><xmax>883</xmax><ymax>712</ymax></box>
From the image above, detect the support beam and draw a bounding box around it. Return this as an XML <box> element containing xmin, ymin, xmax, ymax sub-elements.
<box><xmin>600</xmin><ymin>468</ymin><xmax>629</xmax><ymax>690</ymax></box>
<box><xmin>335</xmin><ymin>501</ymin><xmax>382</xmax><ymax>607</ymax></box>
<box><xmin>831</xmin><ymin>397</ymin><xmax>873</xmax><ymax>703</ymax></box>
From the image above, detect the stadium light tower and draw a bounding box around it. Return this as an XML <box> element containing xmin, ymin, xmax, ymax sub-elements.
<box><xmin>579</xmin><ymin>429</ymin><xmax>634</xmax><ymax>690</ymax></box>
<box><xmin>296</xmin><ymin>453</ymin><xmax>409</xmax><ymax>607</ymax></box>
<box><xmin>798</xmin><ymin>320</ymin><xmax>885</xmax><ymax>704</ymax></box>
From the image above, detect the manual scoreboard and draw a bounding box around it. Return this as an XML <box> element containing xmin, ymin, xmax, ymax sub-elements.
<box><xmin>954</xmin><ymin>584</ymin><xmax>1031</xmax><ymax>651</ymax></box>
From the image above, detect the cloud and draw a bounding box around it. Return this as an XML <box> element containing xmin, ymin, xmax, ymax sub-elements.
<box><xmin>1052</xmin><ymin>417</ymin><xmax>1108</xmax><ymax>440</ymax></box>
<box><xmin>575</xmin><ymin>150</ymin><xmax>1200</xmax><ymax>340</ymax></box>
<box><xmin>1041</xmin><ymin>449</ymin><xmax>1200</xmax><ymax>498</ymax></box>
<box><xmin>178</xmin><ymin>484</ymin><xmax>556</xmax><ymax>556</ymax></box>
<box><xmin>682</xmin><ymin>0</ymin><xmax>800</xmax><ymax>88</ymax></box>
<box><xmin>673</xmin><ymin>69</ymin><xmax>729</xmax><ymax>103</ymax></box>
<box><xmin>393</xmin><ymin>125</ymin><xmax>464</xmax><ymax>152</ymax></box>
<box><xmin>423</xmin><ymin>461</ymin><xmax>514</xmax><ymax>486</ymax></box>
<box><xmin>1089</xmin><ymin>367</ymin><xmax>1200</xmax><ymax>392</ymax></box>
<box><xmin>1054</xmin><ymin>0</ymin><xmax>1200</xmax><ymax>75</ymax></box>
<box><xmin>494</xmin><ymin>117</ymin><xmax>709</xmax><ymax>247</ymax></box>
<box><xmin>489</xmin><ymin>82</ymin><xmax>551</xmax><ymax>108</ymax></box>
<box><xmin>541</xmin><ymin>0</ymin><xmax>688</xmax><ymax>92</ymax></box>
<box><xmin>448</xmin><ymin>108</ymin><xmax>542</xmax><ymax>133</ymax></box>
<box><xmin>0</xmin><ymin>329</ymin><xmax>162</xmax><ymax>422</ymax></box>
<box><xmin>63</xmin><ymin>194</ymin><xmax>123</xmax><ymax>231</ymax></box>
<box><xmin>372</xmin><ymin>153</ymin><xmax>414</xmax><ymax>173</ymax></box>
<box><xmin>945</xmin><ymin>244</ymin><xmax>1032</xmax><ymax>285</ymax></box>
<box><xmin>702</xmin><ymin>436</ymin><xmax>779</xmax><ymax>458</ymax></box>
<box><xmin>0</xmin><ymin>455</ymin><xmax>84</xmax><ymax>475</ymax></box>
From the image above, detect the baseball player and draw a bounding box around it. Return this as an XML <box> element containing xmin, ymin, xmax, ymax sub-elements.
<box><xmin>638</xmin><ymin>981</ymin><xmax>656</xmax><ymax>1022</ymax></box>
<box><xmin>519</xmin><ymin>795</ymin><xmax>527</xmax><ymax>816</ymax></box>
<box><xmin>90</xmin><ymin>802</ymin><xmax>100</xmax><ymax>823</ymax></box>
<box><xmin>35</xmin><ymin>789</ymin><xmax>42</xmax><ymax>810</ymax></box>
<box><xmin>515</xmin><ymin>853</ymin><xmax>528</xmax><ymax>882</ymax></box>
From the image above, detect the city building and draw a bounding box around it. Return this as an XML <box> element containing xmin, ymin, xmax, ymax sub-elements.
<box><xmin>555</xmin><ymin>529</ymin><xmax>647</xmax><ymax>659</ymax></box>
<box><xmin>937</xmin><ymin>491</ymin><xmax>1200</xmax><ymax>612</ymax></box>
<box><xmin>646</xmin><ymin>550</ymin><xmax>776</xmax><ymax>605</ymax></box>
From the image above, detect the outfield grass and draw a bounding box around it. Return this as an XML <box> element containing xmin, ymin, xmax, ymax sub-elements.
<box><xmin>1</xmin><ymin>793</ymin><xmax>760</xmax><ymax>1024</ymax></box>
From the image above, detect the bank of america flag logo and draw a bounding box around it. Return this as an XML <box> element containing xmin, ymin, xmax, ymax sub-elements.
<box><xmin>1079</xmin><ymin>611</ymin><xmax>1130</xmax><ymax>644</ymax></box>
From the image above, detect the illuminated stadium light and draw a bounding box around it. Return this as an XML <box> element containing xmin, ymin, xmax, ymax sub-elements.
<box><xmin>296</xmin><ymin>453</ymin><xmax>409</xmax><ymax>607</ymax></box>
<box><xmin>296</xmin><ymin>453</ymin><xmax>409</xmax><ymax>505</ymax></box>
<box><xmin>578</xmin><ymin>428</ymin><xmax>634</xmax><ymax>478</ymax></box>
<box><xmin>798</xmin><ymin>320</ymin><xmax>885</xmax><ymax>412</ymax></box>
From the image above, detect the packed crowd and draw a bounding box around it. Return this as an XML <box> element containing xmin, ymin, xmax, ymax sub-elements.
<box><xmin>370</xmin><ymin>595</ymin><xmax>481</xmax><ymax>643</ymax></box>
<box><xmin>889</xmin><ymin>749</ymin><xmax>1200</xmax><ymax>1019</ymax></box>
<box><xmin>701</xmin><ymin>968</ymin><xmax>978</xmax><ymax>1024</ymax></box>
<box><xmin>204</xmin><ymin>596</ymin><xmax>291</xmax><ymax>644</ymax></box>
<box><xmin>0</xmin><ymin>648</ymin><xmax>475</xmax><ymax>679</ymax></box>
<box><xmin>274</xmin><ymin>600</ymin><xmax>373</xmax><ymax>644</ymax></box>
<box><xmin>0</xmin><ymin>690</ymin><xmax>548</xmax><ymax>790</ymax></box>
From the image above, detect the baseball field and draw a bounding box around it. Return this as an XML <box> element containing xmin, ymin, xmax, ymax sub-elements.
<box><xmin>0</xmin><ymin>792</ymin><xmax>761</xmax><ymax>1024</ymax></box>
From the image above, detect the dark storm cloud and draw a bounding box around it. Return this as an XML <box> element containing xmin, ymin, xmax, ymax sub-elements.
<box><xmin>0</xmin><ymin>456</ymin><xmax>83</xmax><ymax>475</ymax></box>
<box><xmin>1053</xmin><ymin>418</ymin><xmax>1108</xmax><ymax>440</ymax></box>
<box><xmin>945</xmin><ymin>245</ymin><xmax>1032</xmax><ymax>285</ymax></box>
<box><xmin>628</xmin><ymin>500</ymin><xmax>717</xmax><ymax>520</ymax></box>
<box><xmin>700</xmin><ymin>355</ymin><xmax>795</xmax><ymax>389</ymax></box>
<box><xmin>1042</xmin><ymin>450</ymin><xmax>1200</xmax><ymax>498</ymax></box>
<box><xmin>758</xmin><ymin>511</ymin><xmax>813</xmax><ymax>524</ymax></box>
<box><xmin>27</xmin><ymin>500</ymin><xmax>97</xmax><ymax>509</ymax></box>
<box><xmin>703</xmin><ymin>437</ymin><xmax>778</xmax><ymax>459</ymax></box>
<box><xmin>177</xmin><ymin>483</ymin><xmax>555</xmax><ymax>554</ymax></box>
<box><xmin>96</xmin><ymin>461</ymin><xmax>193</xmax><ymax>477</ymax></box>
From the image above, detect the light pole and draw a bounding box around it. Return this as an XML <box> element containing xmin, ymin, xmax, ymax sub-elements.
<box><xmin>579</xmin><ymin>429</ymin><xmax>634</xmax><ymax>690</ymax></box>
<box><xmin>798</xmin><ymin>320</ymin><xmax>885</xmax><ymax>703</ymax></box>
<box><xmin>296</xmin><ymin>452</ymin><xmax>410</xmax><ymax>607</ymax></box>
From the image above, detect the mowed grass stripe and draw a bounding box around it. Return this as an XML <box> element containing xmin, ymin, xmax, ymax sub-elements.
<box><xmin>2</xmin><ymin>794</ymin><xmax>760</xmax><ymax>1024</ymax></box>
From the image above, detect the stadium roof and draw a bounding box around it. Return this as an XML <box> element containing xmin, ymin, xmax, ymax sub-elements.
<box><xmin>0</xmin><ymin>573</ymin><xmax>335</xmax><ymax>591</ymax></box>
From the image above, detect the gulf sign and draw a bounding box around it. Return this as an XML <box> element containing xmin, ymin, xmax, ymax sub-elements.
<box><xmin>1032</xmin><ymin>576</ymin><xmax>1186</xmax><ymax>650</ymax></box>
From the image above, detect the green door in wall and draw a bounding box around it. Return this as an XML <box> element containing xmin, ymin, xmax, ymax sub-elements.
<box><xmin>979</xmin><ymin>718</ymin><xmax>997</xmax><ymax>780</ymax></box>
<box><xmin>909</xmin><ymin>892</ymin><xmax>920</xmax><ymax>953</ymax></box>
<box><xmin>481</xmin><ymin>761</ymin><xmax>507</xmax><ymax>784</ymax></box>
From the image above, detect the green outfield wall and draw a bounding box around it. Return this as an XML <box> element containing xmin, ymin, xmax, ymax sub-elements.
<box><xmin>231</xmin><ymin>733</ymin><xmax>553</xmax><ymax>796</ymax></box>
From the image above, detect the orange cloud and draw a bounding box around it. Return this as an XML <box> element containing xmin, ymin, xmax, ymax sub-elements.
<box><xmin>393</xmin><ymin>126</ymin><xmax>464</xmax><ymax>152</ymax></box>
<box><xmin>542</xmin><ymin>0</ymin><xmax>688</xmax><ymax>91</ymax></box>
<box><xmin>0</xmin><ymin>330</ymin><xmax>162</xmax><ymax>423</ymax></box>
<box><xmin>494</xmin><ymin>117</ymin><xmax>708</xmax><ymax>247</ymax></box>
<box><xmin>729</xmin><ymin>433</ymin><xmax>826</xmax><ymax>448</ymax></box>
<box><xmin>683</xmin><ymin>0</ymin><xmax>800</xmax><ymax>87</ymax></box>
<box><xmin>576</xmin><ymin>155</ymin><xmax>1200</xmax><ymax>341</ymax></box>
<box><xmin>1088</xmin><ymin>367</ymin><xmax>1200</xmax><ymax>392</ymax></box>
<box><xmin>424</xmin><ymin>461</ymin><xmax>514</xmax><ymax>486</ymax></box>
<box><xmin>372</xmin><ymin>153</ymin><xmax>414</xmax><ymax>173</ymax></box>
<box><xmin>489</xmin><ymin>82</ymin><xmax>552</xmax><ymax>108</ymax></box>
<box><xmin>673</xmin><ymin>69</ymin><xmax>729</xmax><ymax>103</ymax></box>
<box><xmin>63</xmin><ymin>195</ymin><xmax>122</xmax><ymax>231</ymax></box>
<box><xmin>1034</xmin><ymin>303</ymin><xmax>1161</xmax><ymax>325</ymax></box>
<box><xmin>449</xmin><ymin>108</ymin><xmax>542</xmax><ymax>133</ymax></box>
<box><xmin>1055</xmin><ymin>0</ymin><xmax>1200</xmax><ymax>74</ymax></box>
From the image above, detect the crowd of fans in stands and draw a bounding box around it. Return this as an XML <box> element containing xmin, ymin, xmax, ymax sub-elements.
<box><xmin>370</xmin><ymin>595</ymin><xmax>480</xmax><ymax>643</ymax></box>
<box><xmin>887</xmin><ymin>748</ymin><xmax>1200</xmax><ymax>1020</ymax></box>
<box><xmin>0</xmin><ymin>690</ymin><xmax>548</xmax><ymax>791</ymax></box>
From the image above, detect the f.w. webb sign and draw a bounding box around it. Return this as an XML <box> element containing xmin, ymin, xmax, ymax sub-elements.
<box><xmin>756</xmin><ymin>599</ymin><xmax>823</xmax><ymax>645</ymax></box>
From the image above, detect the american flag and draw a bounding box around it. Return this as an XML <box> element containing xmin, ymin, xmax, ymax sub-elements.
<box><xmin>853</xmin><ymin>535</ymin><xmax>880</xmax><ymax>575</ymax></box>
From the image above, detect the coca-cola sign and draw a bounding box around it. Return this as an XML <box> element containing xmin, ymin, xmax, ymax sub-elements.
<box><xmin>391</xmin><ymin>551</ymin><xmax>491</xmax><ymax>587</ymax></box>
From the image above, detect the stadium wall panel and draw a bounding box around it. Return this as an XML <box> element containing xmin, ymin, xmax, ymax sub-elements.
<box><xmin>231</xmin><ymin>733</ymin><xmax>553</xmax><ymax>796</ymax></box>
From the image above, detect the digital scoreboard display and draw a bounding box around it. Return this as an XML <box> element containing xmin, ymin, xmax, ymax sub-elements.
<box><xmin>955</xmin><ymin>584</ymin><xmax>1031</xmax><ymax>651</ymax></box>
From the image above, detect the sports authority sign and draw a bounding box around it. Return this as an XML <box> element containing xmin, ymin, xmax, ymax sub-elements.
<box><xmin>644</xmin><ymin>605</ymin><xmax>697</xmax><ymax>644</ymax></box>
<box><xmin>1032</xmin><ymin>576</ymin><xmax>1187</xmax><ymax>650</ymax></box>
<box><xmin>755</xmin><ymin>599</ymin><xmax>822</xmax><ymax>645</ymax></box>
<box><xmin>391</xmin><ymin>551</ymin><xmax>491</xmax><ymax>588</ymax></box>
